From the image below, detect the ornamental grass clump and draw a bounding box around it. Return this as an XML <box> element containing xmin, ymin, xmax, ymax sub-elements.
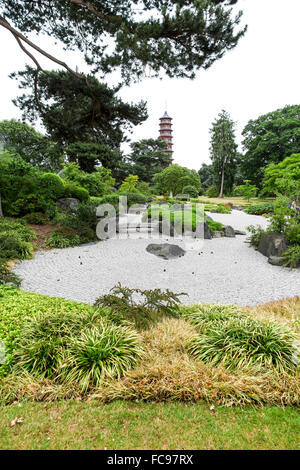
<box><xmin>12</xmin><ymin>311</ymin><xmax>87</xmax><ymax>378</ymax></box>
<box><xmin>60</xmin><ymin>324</ymin><xmax>143</xmax><ymax>391</ymax></box>
<box><xmin>182</xmin><ymin>304</ymin><xmax>245</xmax><ymax>332</ymax></box>
<box><xmin>188</xmin><ymin>316</ymin><xmax>298</xmax><ymax>374</ymax></box>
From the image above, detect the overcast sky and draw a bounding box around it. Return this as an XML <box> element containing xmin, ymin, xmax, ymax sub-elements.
<box><xmin>0</xmin><ymin>0</ymin><xmax>299</xmax><ymax>170</ymax></box>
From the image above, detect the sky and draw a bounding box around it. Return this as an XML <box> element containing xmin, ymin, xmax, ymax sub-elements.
<box><xmin>0</xmin><ymin>0</ymin><xmax>300</xmax><ymax>171</ymax></box>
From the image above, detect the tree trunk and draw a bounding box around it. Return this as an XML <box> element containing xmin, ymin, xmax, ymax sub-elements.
<box><xmin>218</xmin><ymin>166</ymin><xmax>225</xmax><ymax>198</ymax></box>
<box><xmin>0</xmin><ymin>194</ymin><xmax>3</xmax><ymax>217</ymax></box>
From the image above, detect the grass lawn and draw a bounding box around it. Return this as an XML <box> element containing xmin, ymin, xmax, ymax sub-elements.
<box><xmin>0</xmin><ymin>401</ymin><xmax>299</xmax><ymax>450</ymax></box>
<box><xmin>197</xmin><ymin>196</ymin><xmax>275</xmax><ymax>206</ymax></box>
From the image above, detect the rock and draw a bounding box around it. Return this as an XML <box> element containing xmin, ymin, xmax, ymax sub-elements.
<box><xmin>223</xmin><ymin>225</ymin><xmax>236</xmax><ymax>237</ymax></box>
<box><xmin>194</xmin><ymin>221</ymin><xmax>212</xmax><ymax>239</ymax></box>
<box><xmin>233</xmin><ymin>206</ymin><xmax>244</xmax><ymax>211</ymax></box>
<box><xmin>258</xmin><ymin>232</ymin><xmax>289</xmax><ymax>258</ymax></box>
<box><xmin>234</xmin><ymin>229</ymin><xmax>247</xmax><ymax>235</ymax></box>
<box><xmin>158</xmin><ymin>219</ymin><xmax>176</xmax><ymax>237</ymax></box>
<box><xmin>213</xmin><ymin>231</ymin><xmax>223</xmax><ymax>238</ymax></box>
<box><xmin>56</xmin><ymin>198</ymin><xmax>79</xmax><ymax>214</ymax></box>
<box><xmin>146</xmin><ymin>243</ymin><xmax>185</xmax><ymax>260</ymax></box>
<box><xmin>225</xmin><ymin>202</ymin><xmax>233</xmax><ymax>208</ymax></box>
<box><xmin>268</xmin><ymin>256</ymin><xmax>285</xmax><ymax>267</ymax></box>
<box><xmin>210</xmin><ymin>210</ymin><xmax>218</xmax><ymax>213</ymax></box>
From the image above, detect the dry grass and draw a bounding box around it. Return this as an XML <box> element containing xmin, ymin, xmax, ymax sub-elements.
<box><xmin>246</xmin><ymin>297</ymin><xmax>300</xmax><ymax>333</ymax></box>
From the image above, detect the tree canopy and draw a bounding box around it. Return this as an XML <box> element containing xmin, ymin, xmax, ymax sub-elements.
<box><xmin>153</xmin><ymin>164</ymin><xmax>202</xmax><ymax>195</ymax></box>
<box><xmin>241</xmin><ymin>105</ymin><xmax>300</xmax><ymax>186</ymax></box>
<box><xmin>209</xmin><ymin>109</ymin><xmax>238</xmax><ymax>197</ymax></box>
<box><xmin>128</xmin><ymin>138</ymin><xmax>170</xmax><ymax>183</ymax></box>
<box><xmin>263</xmin><ymin>154</ymin><xmax>300</xmax><ymax>198</ymax></box>
<box><xmin>0</xmin><ymin>1</ymin><xmax>246</xmax><ymax>85</ymax></box>
<box><xmin>0</xmin><ymin>119</ymin><xmax>62</xmax><ymax>171</ymax></box>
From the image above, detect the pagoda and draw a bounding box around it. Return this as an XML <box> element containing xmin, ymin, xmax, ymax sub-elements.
<box><xmin>159</xmin><ymin>111</ymin><xmax>173</xmax><ymax>162</ymax></box>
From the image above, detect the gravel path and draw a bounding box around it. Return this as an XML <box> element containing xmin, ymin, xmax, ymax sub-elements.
<box><xmin>14</xmin><ymin>210</ymin><xmax>300</xmax><ymax>306</ymax></box>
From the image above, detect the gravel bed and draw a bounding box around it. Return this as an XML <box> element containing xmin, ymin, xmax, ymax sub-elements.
<box><xmin>13</xmin><ymin>210</ymin><xmax>300</xmax><ymax>306</ymax></box>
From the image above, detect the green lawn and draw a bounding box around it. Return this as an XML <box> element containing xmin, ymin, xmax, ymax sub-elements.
<box><xmin>0</xmin><ymin>401</ymin><xmax>299</xmax><ymax>450</ymax></box>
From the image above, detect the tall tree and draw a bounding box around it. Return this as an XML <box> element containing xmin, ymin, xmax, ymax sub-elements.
<box><xmin>11</xmin><ymin>68</ymin><xmax>148</xmax><ymax>171</ymax></box>
<box><xmin>129</xmin><ymin>138</ymin><xmax>170</xmax><ymax>183</ymax></box>
<box><xmin>198</xmin><ymin>163</ymin><xmax>216</xmax><ymax>190</ymax></box>
<box><xmin>0</xmin><ymin>1</ymin><xmax>246</xmax><ymax>88</ymax></box>
<box><xmin>209</xmin><ymin>110</ymin><xmax>238</xmax><ymax>198</ymax></box>
<box><xmin>241</xmin><ymin>105</ymin><xmax>300</xmax><ymax>187</ymax></box>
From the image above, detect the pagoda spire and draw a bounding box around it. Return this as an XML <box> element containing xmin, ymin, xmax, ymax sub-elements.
<box><xmin>159</xmin><ymin>110</ymin><xmax>173</xmax><ymax>162</ymax></box>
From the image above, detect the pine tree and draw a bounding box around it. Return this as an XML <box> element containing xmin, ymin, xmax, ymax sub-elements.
<box><xmin>209</xmin><ymin>110</ymin><xmax>238</xmax><ymax>198</ymax></box>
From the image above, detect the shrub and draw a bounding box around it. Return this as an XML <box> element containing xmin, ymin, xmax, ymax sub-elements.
<box><xmin>0</xmin><ymin>259</ymin><xmax>21</xmax><ymax>288</ymax></box>
<box><xmin>46</xmin><ymin>230</ymin><xmax>81</xmax><ymax>249</ymax></box>
<box><xmin>94</xmin><ymin>284</ymin><xmax>186</xmax><ymax>330</ymax></box>
<box><xmin>280</xmin><ymin>246</ymin><xmax>300</xmax><ymax>269</ymax></box>
<box><xmin>216</xmin><ymin>204</ymin><xmax>231</xmax><ymax>214</ymax></box>
<box><xmin>205</xmin><ymin>184</ymin><xmax>219</xmax><ymax>198</ymax></box>
<box><xmin>0</xmin><ymin>232</ymin><xmax>34</xmax><ymax>260</ymax></box>
<box><xmin>182</xmin><ymin>185</ymin><xmax>199</xmax><ymax>198</ymax></box>
<box><xmin>182</xmin><ymin>304</ymin><xmax>245</xmax><ymax>332</ymax></box>
<box><xmin>188</xmin><ymin>315</ymin><xmax>298</xmax><ymax>373</ymax></box>
<box><xmin>63</xmin><ymin>181</ymin><xmax>89</xmax><ymax>202</ymax></box>
<box><xmin>23</xmin><ymin>212</ymin><xmax>49</xmax><ymax>225</ymax></box>
<box><xmin>61</xmin><ymin>324</ymin><xmax>143</xmax><ymax>391</ymax></box>
<box><xmin>39</xmin><ymin>173</ymin><xmax>65</xmax><ymax>200</ymax></box>
<box><xmin>125</xmin><ymin>192</ymin><xmax>147</xmax><ymax>207</ymax></box>
<box><xmin>247</xmin><ymin>225</ymin><xmax>266</xmax><ymax>248</ymax></box>
<box><xmin>245</xmin><ymin>203</ymin><xmax>274</xmax><ymax>215</ymax></box>
<box><xmin>285</xmin><ymin>223</ymin><xmax>300</xmax><ymax>246</ymax></box>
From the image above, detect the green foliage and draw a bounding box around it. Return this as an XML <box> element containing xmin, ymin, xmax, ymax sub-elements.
<box><xmin>153</xmin><ymin>164</ymin><xmax>202</xmax><ymax>196</ymax></box>
<box><xmin>216</xmin><ymin>204</ymin><xmax>231</xmax><ymax>214</ymax></box>
<box><xmin>187</xmin><ymin>310</ymin><xmax>298</xmax><ymax>373</ymax></box>
<box><xmin>46</xmin><ymin>231</ymin><xmax>81</xmax><ymax>249</ymax></box>
<box><xmin>241</xmin><ymin>105</ymin><xmax>300</xmax><ymax>186</ymax></box>
<box><xmin>205</xmin><ymin>184</ymin><xmax>219</xmax><ymax>198</ymax></box>
<box><xmin>209</xmin><ymin>110</ymin><xmax>239</xmax><ymax>197</ymax></box>
<box><xmin>61</xmin><ymin>325</ymin><xmax>143</xmax><ymax>391</ymax></box>
<box><xmin>39</xmin><ymin>172</ymin><xmax>65</xmax><ymax>200</ymax></box>
<box><xmin>0</xmin><ymin>286</ymin><xmax>95</xmax><ymax>377</ymax></box>
<box><xmin>3</xmin><ymin>2</ymin><xmax>246</xmax><ymax>84</ymax></box>
<box><xmin>0</xmin><ymin>119</ymin><xmax>62</xmax><ymax>171</ymax></box>
<box><xmin>128</xmin><ymin>139</ymin><xmax>170</xmax><ymax>183</ymax></box>
<box><xmin>238</xmin><ymin>180</ymin><xmax>258</xmax><ymax>201</ymax></box>
<box><xmin>136</xmin><ymin>181</ymin><xmax>151</xmax><ymax>196</ymax></box>
<box><xmin>63</xmin><ymin>181</ymin><xmax>90</xmax><ymax>202</ymax></box>
<box><xmin>280</xmin><ymin>246</ymin><xmax>300</xmax><ymax>269</ymax></box>
<box><xmin>0</xmin><ymin>259</ymin><xmax>21</xmax><ymax>288</ymax></box>
<box><xmin>247</xmin><ymin>225</ymin><xmax>267</xmax><ymax>248</ymax></box>
<box><xmin>0</xmin><ymin>217</ymin><xmax>36</xmax><ymax>261</ymax></box>
<box><xmin>119</xmin><ymin>175</ymin><xmax>139</xmax><ymax>194</ymax></box>
<box><xmin>182</xmin><ymin>185</ymin><xmax>199</xmax><ymax>198</ymax></box>
<box><xmin>263</xmin><ymin>154</ymin><xmax>300</xmax><ymax>198</ymax></box>
<box><xmin>23</xmin><ymin>212</ymin><xmax>49</xmax><ymax>225</ymax></box>
<box><xmin>62</xmin><ymin>163</ymin><xmax>114</xmax><ymax>197</ymax></box>
<box><xmin>94</xmin><ymin>284</ymin><xmax>185</xmax><ymax>330</ymax></box>
<box><xmin>245</xmin><ymin>203</ymin><xmax>274</xmax><ymax>215</ymax></box>
<box><xmin>198</xmin><ymin>163</ymin><xmax>215</xmax><ymax>191</ymax></box>
<box><xmin>183</xmin><ymin>304</ymin><xmax>247</xmax><ymax>331</ymax></box>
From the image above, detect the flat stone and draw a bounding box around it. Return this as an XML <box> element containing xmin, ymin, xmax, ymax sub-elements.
<box><xmin>146</xmin><ymin>243</ymin><xmax>185</xmax><ymax>260</ymax></box>
<box><xmin>268</xmin><ymin>256</ymin><xmax>285</xmax><ymax>267</ymax></box>
<box><xmin>234</xmin><ymin>229</ymin><xmax>247</xmax><ymax>236</ymax></box>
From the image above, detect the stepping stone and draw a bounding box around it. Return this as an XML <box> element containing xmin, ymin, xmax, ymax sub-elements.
<box><xmin>146</xmin><ymin>243</ymin><xmax>185</xmax><ymax>260</ymax></box>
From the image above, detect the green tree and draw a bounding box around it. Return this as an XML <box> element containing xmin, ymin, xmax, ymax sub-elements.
<box><xmin>153</xmin><ymin>164</ymin><xmax>202</xmax><ymax>195</ymax></box>
<box><xmin>129</xmin><ymin>139</ymin><xmax>170</xmax><ymax>183</ymax></box>
<box><xmin>239</xmin><ymin>180</ymin><xmax>258</xmax><ymax>201</ymax></box>
<box><xmin>209</xmin><ymin>110</ymin><xmax>238</xmax><ymax>198</ymax></box>
<box><xmin>119</xmin><ymin>175</ymin><xmax>139</xmax><ymax>193</ymax></box>
<box><xmin>241</xmin><ymin>105</ymin><xmax>300</xmax><ymax>186</ymax></box>
<box><xmin>263</xmin><ymin>154</ymin><xmax>300</xmax><ymax>198</ymax></box>
<box><xmin>11</xmin><ymin>68</ymin><xmax>147</xmax><ymax>172</ymax></box>
<box><xmin>61</xmin><ymin>163</ymin><xmax>115</xmax><ymax>197</ymax></box>
<box><xmin>0</xmin><ymin>1</ymin><xmax>246</xmax><ymax>86</ymax></box>
<box><xmin>198</xmin><ymin>163</ymin><xmax>216</xmax><ymax>190</ymax></box>
<box><xmin>0</xmin><ymin>119</ymin><xmax>62</xmax><ymax>171</ymax></box>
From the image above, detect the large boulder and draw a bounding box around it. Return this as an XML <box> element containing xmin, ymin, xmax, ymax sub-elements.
<box><xmin>56</xmin><ymin>198</ymin><xmax>79</xmax><ymax>215</ymax></box>
<box><xmin>258</xmin><ymin>232</ymin><xmax>289</xmax><ymax>258</ymax></box>
<box><xmin>146</xmin><ymin>243</ymin><xmax>185</xmax><ymax>260</ymax></box>
<box><xmin>194</xmin><ymin>221</ymin><xmax>212</xmax><ymax>239</ymax></box>
<box><xmin>223</xmin><ymin>225</ymin><xmax>236</xmax><ymax>238</ymax></box>
<box><xmin>234</xmin><ymin>229</ymin><xmax>246</xmax><ymax>236</ymax></box>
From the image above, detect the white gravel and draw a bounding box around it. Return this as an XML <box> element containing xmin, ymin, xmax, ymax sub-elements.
<box><xmin>14</xmin><ymin>210</ymin><xmax>300</xmax><ymax>306</ymax></box>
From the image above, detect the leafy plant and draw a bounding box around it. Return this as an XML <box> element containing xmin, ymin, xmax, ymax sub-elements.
<box><xmin>245</xmin><ymin>202</ymin><xmax>274</xmax><ymax>215</ymax></box>
<box><xmin>182</xmin><ymin>304</ymin><xmax>245</xmax><ymax>332</ymax></box>
<box><xmin>23</xmin><ymin>212</ymin><xmax>49</xmax><ymax>225</ymax></box>
<box><xmin>182</xmin><ymin>185</ymin><xmax>199</xmax><ymax>198</ymax></box>
<box><xmin>280</xmin><ymin>246</ymin><xmax>300</xmax><ymax>269</ymax></box>
<box><xmin>0</xmin><ymin>259</ymin><xmax>21</xmax><ymax>288</ymax></box>
<box><xmin>94</xmin><ymin>284</ymin><xmax>186</xmax><ymax>329</ymax></box>
<box><xmin>46</xmin><ymin>230</ymin><xmax>81</xmax><ymax>249</ymax></box>
<box><xmin>247</xmin><ymin>225</ymin><xmax>266</xmax><ymax>248</ymax></box>
<box><xmin>188</xmin><ymin>316</ymin><xmax>298</xmax><ymax>373</ymax></box>
<box><xmin>61</xmin><ymin>324</ymin><xmax>143</xmax><ymax>391</ymax></box>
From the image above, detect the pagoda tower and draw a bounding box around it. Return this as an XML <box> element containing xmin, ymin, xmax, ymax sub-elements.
<box><xmin>159</xmin><ymin>111</ymin><xmax>173</xmax><ymax>162</ymax></box>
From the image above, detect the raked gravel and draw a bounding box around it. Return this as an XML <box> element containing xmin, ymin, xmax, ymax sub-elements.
<box><xmin>13</xmin><ymin>210</ymin><xmax>300</xmax><ymax>306</ymax></box>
